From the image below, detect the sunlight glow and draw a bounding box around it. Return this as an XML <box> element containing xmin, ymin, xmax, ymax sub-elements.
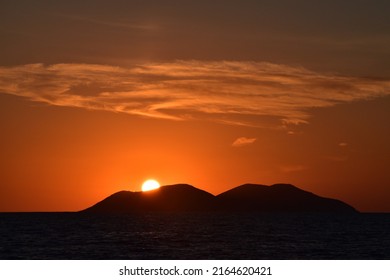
<box><xmin>141</xmin><ymin>179</ymin><xmax>160</xmax><ymax>192</ymax></box>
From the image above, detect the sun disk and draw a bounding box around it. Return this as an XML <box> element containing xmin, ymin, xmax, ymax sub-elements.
<box><xmin>141</xmin><ymin>179</ymin><xmax>161</xmax><ymax>192</ymax></box>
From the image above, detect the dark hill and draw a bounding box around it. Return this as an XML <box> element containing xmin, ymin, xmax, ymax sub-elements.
<box><xmin>217</xmin><ymin>184</ymin><xmax>357</xmax><ymax>213</ymax></box>
<box><xmin>81</xmin><ymin>183</ymin><xmax>358</xmax><ymax>213</ymax></box>
<box><xmin>82</xmin><ymin>184</ymin><xmax>216</xmax><ymax>213</ymax></box>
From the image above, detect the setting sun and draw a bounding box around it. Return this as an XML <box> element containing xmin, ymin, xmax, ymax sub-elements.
<box><xmin>141</xmin><ymin>179</ymin><xmax>161</xmax><ymax>192</ymax></box>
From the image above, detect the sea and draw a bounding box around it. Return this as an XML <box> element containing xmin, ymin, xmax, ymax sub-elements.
<box><xmin>0</xmin><ymin>212</ymin><xmax>389</xmax><ymax>259</ymax></box>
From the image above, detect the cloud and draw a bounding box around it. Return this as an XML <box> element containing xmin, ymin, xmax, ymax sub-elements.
<box><xmin>1</xmin><ymin>61</ymin><xmax>390</xmax><ymax>127</ymax></box>
<box><xmin>232</xmin><ymin>137</ymin><xmax>257</xmax><ymax>147</ymax></box>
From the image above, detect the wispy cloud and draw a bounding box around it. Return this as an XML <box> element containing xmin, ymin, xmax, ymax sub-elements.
<box><xmin>1</xmin><ymin>61</ymin><xmax>390</xmax><ymax>127</ymax></box>
<box><xmin>232</xmin><ymin>137</ymin><xmax>257</xmax><ymax>147</ymax></box>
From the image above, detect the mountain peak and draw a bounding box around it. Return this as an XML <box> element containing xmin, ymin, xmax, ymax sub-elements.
<box><xmin>217</xmin><ymin>183</ymin><xmax>356</xmax><ymax>213</ymax></box>
<box><xmin>83</xmin><ymin>184</ymin><xmax>215</xmax><ymax>213</ymax></box>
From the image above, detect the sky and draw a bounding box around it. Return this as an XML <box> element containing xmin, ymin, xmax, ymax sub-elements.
<box><xmin>1</xmin><ymin>0</ymin><xmax>390</xmax><ymax>212</ymax></box>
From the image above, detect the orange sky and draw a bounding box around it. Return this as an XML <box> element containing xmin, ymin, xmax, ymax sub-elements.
<box><xmin>1</xmin><ymin>1</ymin><xmax>390</xmax><ymax>212</ymax></box>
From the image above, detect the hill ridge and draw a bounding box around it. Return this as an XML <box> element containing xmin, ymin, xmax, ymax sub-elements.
<box><xmin>81</xmin><ymin>183</ymin><xmax>358</xmax><ymax>213</ymax></box>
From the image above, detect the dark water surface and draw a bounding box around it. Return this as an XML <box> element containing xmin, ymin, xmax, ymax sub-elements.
<box><xmin>0</xmin><ymin>213</ymin><xmax>389</xmax><ymax>259</ymax></box>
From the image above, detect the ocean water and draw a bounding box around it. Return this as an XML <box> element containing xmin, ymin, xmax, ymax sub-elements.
<box><xmin>0</xmin><ymin>212</ymin><xmax>389</xmax><ymax>259</ymax></box>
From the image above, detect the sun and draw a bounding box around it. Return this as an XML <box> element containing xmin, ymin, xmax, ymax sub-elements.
<box><xmin>141</xmin><ymin>179</ymin><xmax>161</xmax><ymax>192</ymax></box>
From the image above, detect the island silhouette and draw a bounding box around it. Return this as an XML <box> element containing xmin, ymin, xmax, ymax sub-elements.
<box><xmin>81</xmin><ymin>184</ymin><xmax>357</xmax><ymax>213</ymax></box>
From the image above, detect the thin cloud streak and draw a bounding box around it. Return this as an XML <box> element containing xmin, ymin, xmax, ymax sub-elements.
<box><xmin>1</xmin><ymin>61</ymin><xmax>390</xmax><ymax>127</ymax></box>
<box><xmin>232</xmin><ymin>137</ymin><xmax>257</xmax><ymax>147</ymax></box>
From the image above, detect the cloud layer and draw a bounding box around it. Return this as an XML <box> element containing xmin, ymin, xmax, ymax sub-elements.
<box><xmin>1</xmin><ymin>61</ymin><xmax>389</xmax><ymax>127</ymax></box>
<box><xmin>232</xmin><ymin>137</ymin><xmax>257</xmax><ymax>147</ymax></box>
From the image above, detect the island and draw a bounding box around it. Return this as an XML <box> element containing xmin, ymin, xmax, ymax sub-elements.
<box><xmin>81</xmin><ymin>183</ymin><xmax>357</xmax><ymax>213</ymax></box>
